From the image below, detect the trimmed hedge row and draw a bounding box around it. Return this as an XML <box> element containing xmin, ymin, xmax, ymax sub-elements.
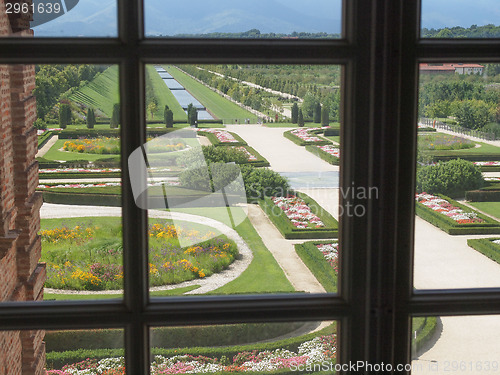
<box><xmin>295</xmin><ymin>241</ymin><xmax>337</xmax><ymax>293</ymax></box>
<box><xmin>467</xmin><ymin>238</ymin><xmax>500</xmax><ymax>265</ymax></box>
<box><xmin>466</xmin><ymin>189</ymin><xmax>500</xmax><ymax>202</ymax></box>
<box><xmin>45</xmin><ymin>322</ymin><xmax>306</xmax><ymax>353</ymax></box>
<box><xmin>198</xmin><ymin>130</ymin><xmax>248</xmax><ymax>146</ymax></box>
<box><xmin>304</xmin><ymin>145</ymin><xmax>339</xmax><ymax>165</ymax></box>
<box><xmin>56</xmin><ymin>128</ymin><xmax>186</xmax><ymax>139</ymax></box>
<box><xmin>479</xmin><ymin>166</ymin><xmax>500</xmax><ymax>172</ymax></box>
<box><xmin>323</xmin><ymin>125</ymin><xmax>340</xmax><ymax>137</ymax></box>
<box><xmin>415</xmin><ymin>194</ymin><xmax>500</xmax><ymax>235</ymax></box>
<box><xmin>259</xmin><ymin>192</ymin><xmax>338</xmax><ymax>239</ymax></box>
<box><xmin>429</xmin><ymin>153</ymin><xmax>500</xmax><ymax>162</ymax></box>
<box><xmin>39</xmin><ymin>172</ymin><xmax>121</xmax><ymax>180</ymax></box>
<box><xmin>283</xmin><ymin>129</ymin><xmax>331</xmax><ymax>147</ymax></box>
<box><xmin>41</xmin><ymin>190</ymin><xmax>122</xmax><ymax>206</ymax></box>
<box><xmin>417</xmin><ymin>127</ymin><xmax>437</xmax><ymax>132</ymax></box>
<box><xmin>413</xmin><ymin>317</ymin><xmax>439</xmax><ymax>355</ymax></box>
<box><xmin>46</xmin><ymin>323</ymin><xmax>336</xmax><ymax>370</ymax></box>
<box><xmin>37</xmin><ymin>131</ymin><xmax>54</xmax><ymax>149</ymax></box>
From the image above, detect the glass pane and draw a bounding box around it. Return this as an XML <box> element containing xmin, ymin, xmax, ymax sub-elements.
<box><xmin>0</xmin><ymin>328</ymin><xmax>124</xmax><ymax>374</ymax></box>
<box><xmin>0</xmin><ymin>0</ymin><xmax>118</xmax><ymax>38</ymax></box>
<box><xmin>145</xmin><ymin>0</ymin><xmax>342</xmax><ymax>39</ymax></box>
<box><xmin>414</xmin><ymin>62</ymin><xmax>500</xmax><ymax>290</ymax></box>
<box><xmin>0</xmin><ymin>64</ymin><xmax>123</xmax><ymax>303</ymax></box>
<box><xmin>131</xmin><ymin>64</ymin><xmax>341</xmax><ymax>296</ymax></box>
<box><xmin>150</xmin><ymin>321</ymin><xmax>337</xmax><ymax>373</ymax></box>
<box><xmin>412</xmin><ymin>316</ymin><xmax>500</xmax><ymax>374</ymax></box>
<box><xmin>421</xmin><ymin>0</ymin><xmax>500</xmax><ymax>38</ymax></box>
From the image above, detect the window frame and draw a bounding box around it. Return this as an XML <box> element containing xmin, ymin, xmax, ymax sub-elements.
<box><xmin>0</xmin><ymin>1</ymin><xmax>500</xmax><ymax>374</ymax></box>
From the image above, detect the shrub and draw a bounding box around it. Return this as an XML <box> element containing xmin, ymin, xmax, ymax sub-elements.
<box><xmin>483</xmin><ymin>122</ymin><xmax>500</xmax><ymax>138</ymax></box>
<box><xmin>416</xmin><ymin>159</ymin><xmax>483</xmax><ymax>198</ymax></box>
<box><xmin>241</xmin><ymin>165</ymin><xmax>290</xmax><ymax>201</ymax></box>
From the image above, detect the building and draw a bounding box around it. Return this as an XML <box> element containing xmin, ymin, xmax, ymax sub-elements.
<box><xmin>0</xmin><ymin>1</ymin><xmax>46</xmax><ymax>374</ymax></box>
<box><xmin>420</xmin><ymin>63</ymin><xmax>484</xmax><ymax>75</ymax></box>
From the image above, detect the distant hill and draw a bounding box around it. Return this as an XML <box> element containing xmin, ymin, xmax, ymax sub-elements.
<box><xmin>33</xmin><ymin>0</ymin><xmax>341</xmax><ymax>37</ymax></box>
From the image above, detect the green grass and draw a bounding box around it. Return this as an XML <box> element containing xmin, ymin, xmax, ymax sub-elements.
<box><xmin>41</xmin><ymin>139</ymin><xmax>120</xmax><ymax>162</ymax></box>
<box><xmin>69</xmin><ymin>66</ymin><xmax>120</xmax><ymax>117</ymax></box>
<box><xmin>44</xmin><ymin>286</ymin><xmax>200</xmax><ymax>300</ymax></box>
<box><xmin>171</xmin><ymin>206</ymin><xmax>295</xmax><ymax>294</ymax></box>
<box><xmin>164</xmin><ymin>65</ymin><xmax>255</xmax><ymax>120</ymax></box>
<box><xmin>325</xmin><ymin>135</ymin><xmax>340</xmax><ymax>143</ymax></box>
<box><xmin>469</xmin><ymin>202</ymin><xmax>500</xmax><ymax>220</ymax></box>
<box><xmin>145</xmin><ymin>65</ymin><xmax>187</xmax><ymax>121</ymax></box>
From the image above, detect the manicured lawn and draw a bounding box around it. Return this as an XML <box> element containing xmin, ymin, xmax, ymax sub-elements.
<box><xmin>69</xmin><ymin>65</ymin><xmax>120</xmax><ymax>117</ymax></box>
<box><xmin>42</xmin><ymin>139</ymin><xmax>121</xmax><ymax>161</ymax></box>
<box><xmin>164</xmin><ymin>65</ymin><xmax>255</xmax><ymax>120</ymax></box>
<box><xmin>145</xmin><ymin>65</ymin><xmax>187</xmax><ymax>121</ymax></box>
<box><xmin>426</xmin><ymin>141</ymin><xmax>500</xmax><ymax>156</ymax></box>
<box><xmin>171</xmin><ymin>206</ymin><xmax>295</xmax><ymax>294</ymax></box>
<box><xmin>469</xmin><ymin>202</ymin><xmax>500</xmax><ymax>220</ymax></box>
<box><xmin>325</xmin><ymin>135</ymin><xmax>340</xmax><ymax>143</ymax></box>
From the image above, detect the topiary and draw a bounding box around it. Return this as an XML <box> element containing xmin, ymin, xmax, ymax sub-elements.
<box><xmin>416</xmin><ymin>158</ymin><xmax>483</xmax><ymax>198</ymax></box>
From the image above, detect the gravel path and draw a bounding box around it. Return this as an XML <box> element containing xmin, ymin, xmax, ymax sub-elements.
<box><xmin>41</xmin><ymin>203</ymin><xmax>253</xmax><ymax>295</ymax></box>
<box><xmin>36</xmin><ymin>134</ymin><xmax>58</xmax><ymax>157</ymax></box>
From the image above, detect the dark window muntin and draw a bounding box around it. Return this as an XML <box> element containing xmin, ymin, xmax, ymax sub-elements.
<box><xmin>0</xmin><ymin>0</ymin><xmax>500</xmax><ymax>374</ymax></box>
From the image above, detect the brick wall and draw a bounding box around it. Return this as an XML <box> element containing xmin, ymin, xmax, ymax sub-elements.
<box><xmin>0</xmin><ymin>1</ymin><xmax>46</xmax><ymax>374</ymax></box>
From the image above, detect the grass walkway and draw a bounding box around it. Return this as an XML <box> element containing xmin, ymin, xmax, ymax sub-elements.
<box><xmin>146</xmin><ymin>65</ymin><xmax>187</xmax><ymax>121</ymax></box>
<box><xmin>164</xmin><ymin>65</ymin><xmax>254</xmax><ymax>120</ymax></box>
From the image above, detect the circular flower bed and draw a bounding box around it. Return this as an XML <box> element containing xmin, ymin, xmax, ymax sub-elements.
<box><xmin>41</xmin><ymin>219</ymin><xmax>238</xmax><ymax>290</ymax></box>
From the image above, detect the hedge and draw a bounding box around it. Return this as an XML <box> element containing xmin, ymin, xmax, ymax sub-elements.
<box><xmin>37</xmin><ymin>131</ymin><xmax>54</xmax><ymax>149</ymax></box>
<box><xmin>236</xmin><ymin>145</ymin><xmax>270</xmax><ymax>168</ymax></box>
<box><xmin>467</xmin><ymin>238</ymin><xmax>500</xmax><ymax>265</ymax></box>
<box><xmin>37</xmin><ymin>157</ymin><xmax>120</xmax><ymax>169</ymax></box>
<box><xmin>465</xmin><ymin>189</ymin><xmax>500</xmax><ymax>202</ymax></box>
<box><xmin>39</xmin><ymin>172</ymin><xmax>121</xmax><ymax>180</ymax></box>
<box><xmin>46</xmin><ymin>323</ymin><xmax>336</xmax><ymax>370</ymax></box>
<box><xmin>56</xmin><ymin>128</ymin><xmax>186</xmax><ymax>139</ymax></box>
<box><xmin>283</xmin><ymin>129</ymin><xmax>331</xmax><ymax>147</ymax></box>
<box><xmin>304</xmin><ymin>145</ymin><xmax>339</xmax><ymax>165</ymax></box>
<box><xmin>198</xmin><ymin>130</ymin><xmax>247</xmax><ymax>146</ymax></box>
<box><xmin>41</xmin><ymin>190</ymin><xmax>122</xmax><ymax>206</ymax></box>
<box><xmin>412</xmin><ymin>317</ymin><xmax>439</xmax><ymax>355</ymax></box>
<box><xmin>479</xmin><ymin>166</ymin><xmax>500</xmax><ymax>172</ymax></box>
<box><xmin>429</xmin><ymin>153</ymin><xmax>500</xmax><ymax>162</ymax></box>
<box><xmin>417</xmin><ymin>127</ymin><xmax>437</xmax><ymax>132</ymax></box>
<box><xmin>415</xmin><ymin>194</ymin><xmax>500</xmax><ymax>235</ymax></box>
<box><xmin>295</xmin><ymin>241</ymin><xmax>337</xmax><ymax>293</ymax></box>
<box><xmin>259</xmin><ymin>192</ymin><xmax>338</xmax><ymax>239</ymax></box>
<box><xmin>323</xmin><ymin>125</ymin><xmax>340</xmax><ymax>137</ymax></box>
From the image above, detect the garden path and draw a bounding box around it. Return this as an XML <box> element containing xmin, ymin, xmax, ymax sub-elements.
<box><xmin>227</xmin><ymin>124</ymin><xmax>500</xmax><ymax>369</ymax></box>
<box><xmin>36</xmin><ymin>134</ymin><xmax>58</xmax><ymax>157</ymax></box>
<box><xmin>40</xmin><ymin>203</ymin><xmax>253</xmax><ymax>295</ymax></box>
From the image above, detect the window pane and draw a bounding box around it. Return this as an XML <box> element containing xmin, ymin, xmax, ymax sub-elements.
<box><xmin>414</xmin><ymin>62</ymin><xmax>500</xmax><ymax>290</ymax></box>
<box><xmin>412</xmin><ymin>315</ymin><xmax>500</xmax><ymax>373</ymax></box>
<box><xmin>131</xmin><ymin>64</ymin><xmax>342</xmax><ymax>296</ymax></box>
<box><xmin>150</xmin><ymin>321</ymin><xmax>337</xmax><ymax>373</ymax></box>
<box><xmin>0</xmin><ymin>64</ymin><xmax>123</xmax><ymax>303</ymax></box>
<box><xmin>144</xmin><ymin>0</ymin><xmax>342</xmax><ymax>39</ymax></box>
<box><xmin>421</xmin><ymin>0</ymin><xmax>500</xmax><ymax>38</ymax></box>
<box><xmin>0</xmin><ymin>0</ymin><xmax>118</xmax><ymax>38</ymax></box>
<box><xmin>0</xmin><ymin>328</ymin><xmax>124</xmax><ymax>374</ymax></box>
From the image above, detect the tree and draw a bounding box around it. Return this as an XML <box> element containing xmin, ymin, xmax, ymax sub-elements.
<box><xmin>187</xmin><ymin>103</ymin><xmax>197</xmax><ymax>127</ymax></box>
<box><xmin>165</xmin><ymin>109</ymin><xmax>174</xmax><ymax>128</ymax></box>
<box><xmin>298</xmin><ymin>109</ymin><xmax>304</xmax><ymax>127</ymax></box>
<box><xmin>301</xmin><ymin>93</ymin><xmax>318</xmax><ymax>118</ymax></box>
<box><xmin>453</xmin><ymin>99</ymin><xmax>494</xmax><ymax>129</ymax></box>
<box><xmin>291</xmin><ymin>103</ymin><xmax>299</xmax><ymax>124</ymax></box>
<box><xmin>147</xmin><ymin>102</ymin><xmax>157</xmax><ymax>120</ymax></box>
<box><xmin>321</xmin><ymin>106</ymin><xmax>329</xmax><ymax>126</ymax></box>
<box><xmin>313</xmin><ymin>102</ymin><xmax>322</xmax><ymax>123</ymax></box>
<box><xmin>58</xmin><ymin>103</ymin><xmax>72</xmax><ymax>129</ymax></box>
<box><xmin>110</xmin><ymin>103</ymin><xmax>120</xmax><ymax>128</ymax></box>
<box><xmin>86</xmin><ymin>108</ymin><xmax>96</xmax><ymax>129</ymax></box>
<box><xmin>163</xmin><ymin>105</ymin><xmax>170</xmax><ymax>125</ymax></box>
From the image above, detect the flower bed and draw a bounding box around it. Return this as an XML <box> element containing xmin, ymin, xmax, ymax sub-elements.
<box><xmin>305</xmin><ymin>144</ymin><xmax>340</xmax><ymax>165</ymax></box>
<box><xmin>38</xmin><ymin>180</ymin><xmax>180</xmax><ymax>189</ymax></box>
<box><xmin>259</xmin><ymin>192</ymin><xmax>338</xmax><ymax>239</ymax></box>
<box><xmin>474</xmin><ymin>161</ymin><xmax>500</xmax><ymax>166</ymax></box>
<box><xmin>271</xmin><ymin>195</ymin><xmax>325</xmax><ymax>229</ymax></box>
<box><xmin>283</xmin><ymin>128</ymin><xmax>331</xmax><ymax>146</ymax></box>
<box><xmin>415</xmin><ymin>192</ymin><xmax>500</xmax><ymax>234</ymax></box>
<box><xmin>63</xmin><ymin>137</ymin><xmax>186</xmax><ymax>155</ymax></box>
<box><xmin>42</xmin><ymin>218</ymin><xmax>238</xmax><ymax>290</ymax></box>
<box><xmin>418</xmin><ymin>133</ymin><xmax>475</xmax><ymax>150</ymax></box>
<box><xmin>295</xmin><ymin>241</ymin><xmax>338</xmax><ymax>293</ymax></box>
<box><xmin>197</xmin><ymin>129</ymin><xmax>247</xmax><ymax>146</ymax></box>
<box><xmin>46</xmin><ymin>334</ymin><xmax>337</xmax><ymax>374</ymax></box>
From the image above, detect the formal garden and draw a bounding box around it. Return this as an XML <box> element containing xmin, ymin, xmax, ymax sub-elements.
<box><xmin>37</xmin><ymin>63</ymin><xmax>500</xmax><ymax>373</ymax></box>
